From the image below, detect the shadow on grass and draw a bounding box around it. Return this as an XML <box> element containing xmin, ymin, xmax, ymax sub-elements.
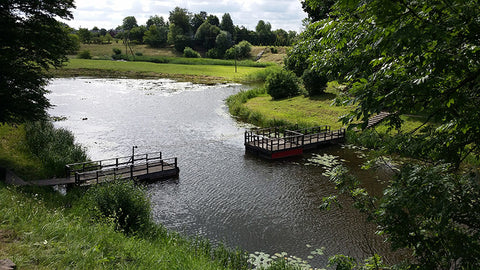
<box><xmin>308</xmin><ymin>92</ymin><xmax>337</xmax><ymax>101</ymax></box>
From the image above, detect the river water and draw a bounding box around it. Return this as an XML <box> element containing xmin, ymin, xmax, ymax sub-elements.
<box><xmin>47</xmin><ymin>78</ymin><xmax>397</xmax><ymax>268</ymax></box>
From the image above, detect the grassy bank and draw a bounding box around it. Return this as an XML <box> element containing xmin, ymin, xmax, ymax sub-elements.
<box><xmin>52</xmin><ymin>59</ymin><xmax>268</xmax><ymax>84</ymax></box>
<box><xmin>227</xmin><ymin>82</ymin><xmax>352</xmax><ymax>129</ymax></box>
<box><xmin>0</xmin><ymin>183</ymin><xmax>250</xmax><ymax>269</ymax></box>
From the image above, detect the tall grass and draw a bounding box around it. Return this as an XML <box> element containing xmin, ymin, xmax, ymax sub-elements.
<box><xmin>24</xmin><ymin>121</ymin><xmax>88</xmax><ymax>177</ymax></box>
<box><xmin>0</xmin><ymin>182</ymin><xmax>284</xmax><ymax>269</ymax></box>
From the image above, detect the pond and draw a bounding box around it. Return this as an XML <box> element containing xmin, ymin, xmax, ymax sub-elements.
<box><xmin>47</xmin><ymin>78</ymin><xmax>398</xmax><ymax>268</ymax></box>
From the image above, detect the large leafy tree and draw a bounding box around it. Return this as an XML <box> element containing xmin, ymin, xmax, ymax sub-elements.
<box><xmin>0</xmin><ymin>0</ymin><xmax>76</xmax><ymax>124</ymax></box>
<box><xmin>288</xmin><ymin>0</ymin><xmax>480</xmax><ymax>167</ymax></box>
<box><xmin>288</xmin><ymin>0</ymin><xmax>480</xmax><ymax>269</ymax></box>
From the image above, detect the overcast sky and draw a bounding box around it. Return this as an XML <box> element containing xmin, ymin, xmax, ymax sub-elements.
<box><xmin>63</xmin><ymin>0</ymin><xmax>307</xmax><ymax>32</ymax></box>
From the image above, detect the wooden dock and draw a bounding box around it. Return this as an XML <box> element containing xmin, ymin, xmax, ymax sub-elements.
<box><xmin>30</xmin><ymin>152</ymin><xmax>179</xmax><ymax>186</ymax></box>
<box><xmin>245</xmin><ymin>125</ymin><xmax>346</xmax><ymax>159</ymax></box>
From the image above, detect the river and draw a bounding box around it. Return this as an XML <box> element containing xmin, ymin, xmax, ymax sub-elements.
<box><xmin>47</xmin><ymin>77</ymin><xmax>397</xmax><ymax>268</ymax></box>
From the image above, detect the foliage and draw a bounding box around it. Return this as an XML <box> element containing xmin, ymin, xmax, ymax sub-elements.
<box><xmin>301</xmin><ymin>0</ymin><xmax>336</xmax><ymax>21</ymax></box>
<box><xmin>215</xmin><ymin>31</ymin><xmax>233</xmax><ymax>57</ymax></box>
<box><xmin>256</xmin><ymin>20</ymin><xmax>275</xmax><ymax>45</ymax></box>
<box><xmin>195</xmin><ymin>21</ymin><xmax>221</xmax><ymax>49</ymax></box>
<box><xmin>112</xmin><ymin>48</ymin><xmax>122</xmax><ymax>55</ymax></box>
<box><xmin>325</xmin><ymin>164</ymin><xmax>480</xmax><ymax>269</ymax></box>
<box><xmin>284</xmin><ymin>22</ymin><xmax>324</xmax><ymax>77</ymax></box>
<box><xmin>0</xmin><ymin>0</ymin><xmax>76</xmax><ymax>124</ymax></box>
<box><xmin>183</xmin><ymin>47</ymin><xmax>201</xmax><ymax>58</ymax></box>
<box><xmin>0</xmin><ymin>184</ymin><xmax>252</xmax><ymax>269</ymax></box>
<box><xmin>24</xmin><ymin>121</ymin><xmax>88</xmax><ymax>177</ymax></box>
<box><xmin>169</xmin><ymin>7</ymin><xmax>191</xmax><ymax>35</ymax></box>
<box><xmin>290</xmin><ymin>0</ymin><xmax>480</xmax><ymax>168</ymax></box>
<box><xmin>143</xmin><ymin>24</ymin><xmax>168</xmax><ymax>48</ymax></box>
<box><xmin>220</xmin><ymin>13</ymin><xmax>235</xmax><ymax>36</ymax></box>
<box><xmin>206</xmin><ymin>48</ymin><xmax>222</xmax><ymax>59</ymax></box>
<box><xmin>77</xmin><ymin>50</ymin><xmax>92</xmax><ymax>59</ymax></box>
<box><xmin>302</xmin><ymin>69</ymin><xmax>328</xmax><ymax>96</ymax></box>
<box><xmin>122</xmin><ymin>16</ymin><xmax>138</xmax><ymax>31</ymax></box>
<box><xmin>265</xmin><ymin>69</ymin><xmax>301</xmax><ymax>100</ymax></box>
<box><xmin>224</xmin><ymin>40</ymin><xmax>252</xmax><ymax>60</ymax></box>
<box><xmin>83</xmin><ymin>180</ymin><xmax>153</xmax><ymax>235</ymax></box>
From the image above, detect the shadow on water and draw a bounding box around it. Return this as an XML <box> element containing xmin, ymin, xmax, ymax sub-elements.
<box><xmin>47</xmin><ymin>78</ymin><xmax>403</xmax><ymax>268</ymax></box>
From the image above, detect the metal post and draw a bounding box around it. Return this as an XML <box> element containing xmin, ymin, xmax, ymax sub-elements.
<box><xmin>132</xmin><ymin>145</ymin><xmax>137</xmax><ymax>165</ymax></box>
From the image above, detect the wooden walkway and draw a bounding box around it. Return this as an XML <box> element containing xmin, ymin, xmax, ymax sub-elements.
<box><xmin>245</xmin><ymin>125</ymin><xmax>346</xmax><ymax>159</ymax></box>
<box><xmin>30</xmin><ymin>152</ymin><xmax>179</xmax><ymax>186</ymax></box>
<box><xmin>366</xmin><ymin>112</ymin><xmax>391</xmax><ymax>129</ymax></box>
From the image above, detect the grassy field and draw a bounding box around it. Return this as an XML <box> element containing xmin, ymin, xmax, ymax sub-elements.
<box><xmin>55</xmin><ymin>59</ymin><xmax>263</xmax><ymax>84</ymax></box>
<box><xmin>78</xmin><ymin>43</ymin><xmax>181</xmax><ymax>58</ymax></box>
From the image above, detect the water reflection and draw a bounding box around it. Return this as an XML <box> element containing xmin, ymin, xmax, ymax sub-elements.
<box><xmin>47</xmin><ymin>78</ymin><xmax>397</xmax><ymax>267</ymax></box>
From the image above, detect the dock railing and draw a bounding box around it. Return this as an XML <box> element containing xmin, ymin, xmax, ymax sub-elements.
<box><xmin>245</xmin><ymin>125</ymin><xmax>346</xmax><ymax>157</ymax></box>
<box><xmin>65</xmin><ymin>152</ymin><xmax>163</xmax><ymax>178</ymax></box>
<box><xmin>73</xmin><ymin>157</ymin><xmax>178</xmax><ymax>185</ymax></box>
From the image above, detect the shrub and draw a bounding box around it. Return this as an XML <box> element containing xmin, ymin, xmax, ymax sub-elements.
<box><xmin>77</xmin><ymin>50</ymin><xmax>91</xmax><ymax>59</ymax></box>
<box><xmin>85</xmin><ymin>180</ymin><xmax>153</xmax><ymax>235</ymax></box>
<box><xmin>183</xmin><ymin>47</ymin><xmax>201</xmax><ymax>58</ymax></box>
<box><xmin>270</xmin><ymin>47</ymin><xmax>278</xmax><ymax>54</ymax></box>
<box><xmin>265</xmin><ymin>69</ymin><xmax>301</xmax><ymax>100</ymax></box>
<box><xmin>206</xmin><ymin>48</ymin><xmax>222</xmax><ymax>59</ymax></box>
<box><xmin>302</xmin><ymin>69</ymin><xmax>328</xmax><ymax>96</ymax></box>
<box><xmin>225</xmin><ymin>41</ymin><xmax>253</xmax><ymax>60</ymax></box>
<box><xmin>24</xmin><ymin>121</ymin><xmax>88</xmax><ymax>177</ymax></box>
<box><xmin>112</xmin><ymin>48</ymin><xmax>122</xmax><ymax>55</ymax></box>
<box><xmin>135</xmin><ymin>51</ymin><xmax>143</xmax><ymax>56</ymax></box>
<box><xmin>224</xmin><ymin>47</ymin><xmax>237</xmax><ymax>60</ymax></box>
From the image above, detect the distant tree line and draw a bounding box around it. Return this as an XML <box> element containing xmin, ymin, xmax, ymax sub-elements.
<box><xmin>73</xmin><ymin>7</ymin><xmax>297</xmax><ymax>59</ymax></box>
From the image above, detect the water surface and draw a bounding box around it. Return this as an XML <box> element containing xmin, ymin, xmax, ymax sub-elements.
<box><xmin>47</xmin><ymin>78</ymin><xmax>396</xmax><ymax>267</ymax></box>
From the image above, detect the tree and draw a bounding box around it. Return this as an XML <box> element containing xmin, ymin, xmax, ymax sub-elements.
<box><xmin>191</xmin><ymin>11</ymin><xmax>207</xmax><ymax>33</ymax></box>
<box><xmin>206</xmin><ymin>15</ymin><xmax>219</xmax><ymax>27</ymax></box>
<box><xmin>146</xmin><ymin>15</ymin><xmax>166</xmax><ymax>29</ymax></box>
<box><xmin>215</xmin><ymin>31</ymin><xmax>232</xmax><ymax>58</ymax></box>
<box><xmin>220</xmin><ymin>13</ymin><xmax>235</xmax><ymax>36</ymax></box>
<box><xmin>122</xmin><ymin>16</ymin><xmax>138</xmax><ymax>31</ymax></box>
<box><xmin>255</xmin><ymin>20</ymin><xmax>275</xmax><ymax>45</ymax></box>
<box><xmin>301</xmin><ymin>0</ymin><xmax>335</xmax><ymax>21</ymax></box>
<box><xmin>0</xmin><ymin>0</ymin><xmax>77</xmax><ymax>123</ymax></box>
<box><xmin>195</xmin><ymin>21</ymin><xmax>220</xmax><ymax>50</ymax></box>
<box><xmin>143</xmin><ymin>25</ymin><xmax>168</xmax><ymax>48</ymax></box>
<box><xmin>289</xmin><ymin>0</ymin><xmax>480</xmax><ymax>268</ymax></box>
<box><xmin>77</xmin><ymin>28</ymin><xmax>92</xmax><ymax>44</ymax></box>
<box><xmin>169</xmin><ymin>7</ymin><xmax>191</xmax><ymax>35</ymax></box>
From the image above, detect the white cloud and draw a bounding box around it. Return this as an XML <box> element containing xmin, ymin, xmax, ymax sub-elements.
<box><xmin>65</xmin><ymin>0</ymin><xmax>306</xmax><ymax>31</ymax></box>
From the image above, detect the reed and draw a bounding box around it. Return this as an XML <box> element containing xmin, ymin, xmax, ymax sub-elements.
<box><xmin>24</xmin><ymin>121</ymin><xmax>88</xmax><ymax>178</ymax></box>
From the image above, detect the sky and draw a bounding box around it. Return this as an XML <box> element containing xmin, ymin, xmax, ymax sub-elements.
<box><xmin>63</xmin><ymin>0</ymin><xmax>307</xmax><ymax>32</ymax></box>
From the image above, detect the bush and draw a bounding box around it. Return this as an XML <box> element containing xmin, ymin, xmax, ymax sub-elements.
<box><xmin>85</xmin><ymin>180</ymin><xmax>153</xmax><ymax>235</ymax></box>
<box><xmin>77</xmin><ymin>50</ymin><xmax>91</xmax><ymax>59</ymax></box>
<box><xmin>135</xmin><ymin>51</ymin><xmax>143</xmax><ymax>56</ymax></box>
<box><xmin>24</xmin><ymin>121</ymin><xmax>88</xmax><ymax>177</ymax></box>
<box><xmin>270</xmin><ymin>47</ymin><xmax>278</xmax><ymax>54</ymax></box>
<box><xmin>206</xmin><ymin>48</ymin><xmax>222</xmax><ymax>59</ymax></box>
<box><xmin>265</xmin><ymin>69</ymin><xmax>301</xmax><ymax>100</ymax></box>
<box><xmin>112</xmin><ymin>48</ymin><xmax>122</xmax><ymax>55</ymax></box>
<box><xmin>302</xmin><ymin>69</ymin><xmax>328</xmax><ymax>96</ymax></box>
<box><xmin>183</xmin><ymin>47</ymin><xmax>201</xmax><ymax>58</ymax></box>
<box><xmin>225</xmin><ymin>41</ymin><xmax>252</xmax><ymax>60</ymax></box>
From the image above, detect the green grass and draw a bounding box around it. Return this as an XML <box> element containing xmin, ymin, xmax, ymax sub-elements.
<box><xmin>228</xmin><ymin>82</ymin><xmax>352</xmax><ymax>129</ymax></box>
<box><xmin>53</xmin><ymin>59</ymin><xmax>267</xmax><ymax>84</ymax></box>
<box><xmin>0</xmin><ymin>124</ymin><xmax>47</xmax><ymax>180</ymax></box>
<box><xmin>0</xmin><ymin>183</ymin><xmax>249</xmax><ymax>269</ymax></box>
